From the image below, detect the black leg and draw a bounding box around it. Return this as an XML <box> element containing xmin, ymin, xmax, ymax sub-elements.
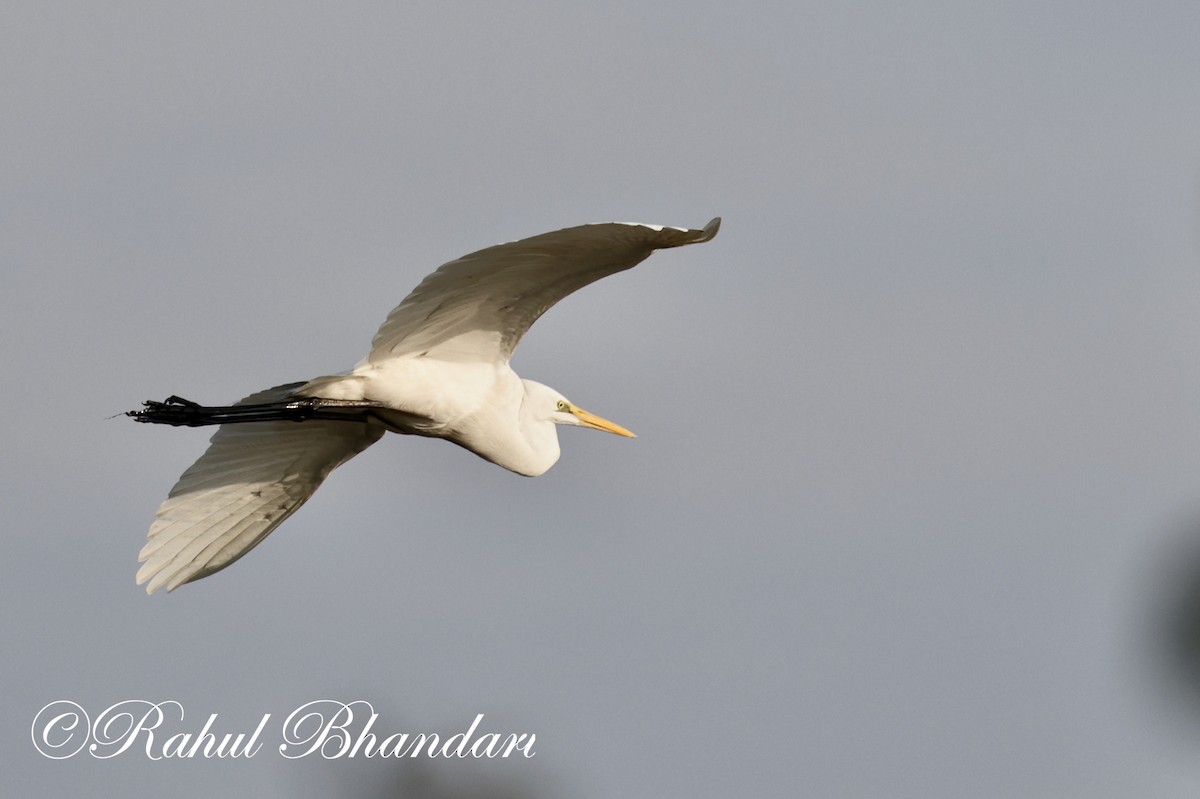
<box><xmin>127</xmin><ymin>395</ymin><xmax>388</xmax><ymax>427</ymax></box>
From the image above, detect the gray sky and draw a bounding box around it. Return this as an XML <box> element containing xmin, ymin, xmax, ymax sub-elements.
<box><xmin>6</xmin><ymin>1</ymin><xmax>1200</xmax><ymax>796</ymax></box>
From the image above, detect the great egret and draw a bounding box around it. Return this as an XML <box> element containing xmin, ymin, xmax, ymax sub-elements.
<box><xmin>129</xmin><ymin>217</ymin><xmax>720</xmax><ymax>593</ymax></box>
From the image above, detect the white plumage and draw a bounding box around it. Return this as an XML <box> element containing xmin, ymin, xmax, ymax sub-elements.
<box><xmin>134</xmin><ymin>217</ymin><xmax>720</xmax><ymax>593</ymax></box>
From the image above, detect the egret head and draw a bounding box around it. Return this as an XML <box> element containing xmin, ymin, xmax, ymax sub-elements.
<box><xmin>551</xmin><ymin>397</ymin><xmax>636</xmax><ymax>438</ymax></box>
<box><xmin>524</xmin><ymin>380</ymin><xmax>636</xmax><ymax>438</ymax></box>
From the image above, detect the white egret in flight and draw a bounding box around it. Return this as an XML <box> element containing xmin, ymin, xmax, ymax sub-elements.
<box><xmin>129</xmin><ymin>217</ymin><xmax>720</xmax><ymax>593</ymax></box>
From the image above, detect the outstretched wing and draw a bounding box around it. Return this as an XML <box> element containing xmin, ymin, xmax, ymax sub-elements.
<box><xmin>366</xmin><ymin>217</ymin><xmax>720</xmax><ymax>364</ymax></box>
<box><xmin>136</xmin><ymin>384</ymin><xmax>384</xmax><ymax>593</ymax></box>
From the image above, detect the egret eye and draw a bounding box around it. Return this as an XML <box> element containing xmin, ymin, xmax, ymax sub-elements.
<box><xmin>556</xmin><ymin>400</ymin><xmax>569</xmax><ymax>411</ymax></box>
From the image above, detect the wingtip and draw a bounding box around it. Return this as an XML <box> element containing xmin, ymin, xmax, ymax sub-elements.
<box><xmin>137</xmin><ymin>567</ymin><xmax>163</xmax><ymax>595</ymax></box>
<box><xmin>138</xmin><ymin>570</ymin><xmax>188</xmax><ymax>595</ymax></box>
<box><xmin>137</xmin><ymin>556</ymin><xmax>179</xmax><ymax>595</ymax></box>
<box><xmin>699</xmin><ymin>217</ymin><xmax>721</xmax><ymax>241</ymax></box>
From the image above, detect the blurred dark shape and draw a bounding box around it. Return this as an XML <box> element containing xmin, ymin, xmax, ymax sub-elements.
<box><xmin>1149</xmin><ymin>513</ymin><xmax>1200</xmax><ymax>726</ymax></box>
<box><xmin>361</xmin><ymin>762</ymin><xmax>543</xmax><ymax>799</ymax></box>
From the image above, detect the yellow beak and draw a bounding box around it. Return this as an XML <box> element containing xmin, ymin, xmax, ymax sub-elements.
<box><xmin>572</xmin><ymin>407</ymin><xmax>636</xmax><ymax>438</ymax></box>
